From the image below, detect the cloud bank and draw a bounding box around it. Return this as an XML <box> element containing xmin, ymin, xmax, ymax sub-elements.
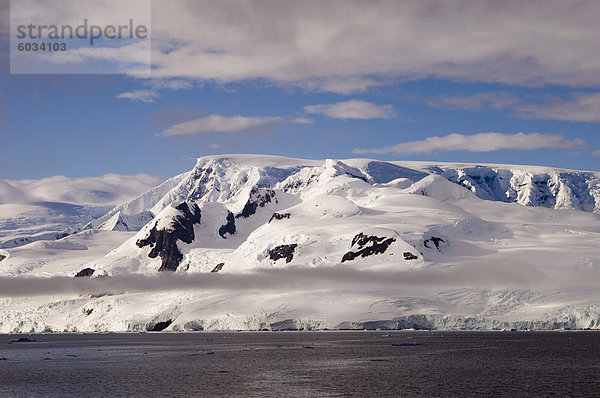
<box><xmin>2</xmin><ymin>261</ymin><xmax>595</xmax><ymax>297</ymax></box>
<box><xmin>354</xmin><ymin>132</ymin><xmax>588</xmax><ymax>155</ymax></box>
<box><xmin>143</xmin><ymin>0</ymin><xmax>600</xmax><ymax>92</ymax></box>
<box><xmin>423</xmin><ymin>92</ymin><xmax>600</xmax><ymax>123</ymax></box>
<box><xmin>8</xmin><ymin>1</ymin><xmax>600</xmax><ymax>94</ymax></box>
<box><xmin>1</xmin><ymin>174</ymin><xmax>164</xmax><ymax>205</ymax></box>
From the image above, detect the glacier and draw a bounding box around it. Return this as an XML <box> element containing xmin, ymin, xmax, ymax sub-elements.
<box><xmin>1</xmin><ymin>155</ymin><xmax>600</xmax><ymax>332</ymax></box>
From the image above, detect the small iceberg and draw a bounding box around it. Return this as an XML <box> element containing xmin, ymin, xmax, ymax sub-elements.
<box><xmin>9</xmin><ymin>337</ymin><xmax>36</xmax><ymax>343</ymax></box>
<box><xmin>391</xmin><ymin>342</ymin><xmax>421</xmax><ymax>346</ymax></box>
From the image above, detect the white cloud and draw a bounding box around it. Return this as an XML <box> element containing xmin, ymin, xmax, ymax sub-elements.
<box><xmin>422</xmin><ymin>91</ymin><xmax>600</xmax><ymax>123</ymax></box>
<box><xmin>116</xmin><ymin>90</ymin><xmax>159</xmax><ymax>103</ymax></box>
<box><xmin>293</xmin><ymin>117</ymin><xmax>314</xmax><ymax>124</ymax></box>
<box><xmin>117</xmin><ymin>79</ymin><xmax>193</xmax><ymax>102</ymax></box>
<box><xmin>422</xmin><ymin>92</ymin><xmax>522</xmax><ymax>112</ymax></box>
<box><xmin>144</xmin><ymin>0</ymin><xmax>600</xmax><ymax>92</ymax></box>
<box><xmin>306</xmin><ymin>76</ymin><xmax>384</xmax><ymax>95</ymax></box>
<box><xmin>146</xmin><ymin>79</ymin><xmax>194</xmax><ymax>91</ymax></box>
<box><xmin>43</xmin><ymin>41</ymin><xmax>151</xmax><ymax>74</ymax></box>
<box><xmin>162</xmin><ymin>115</ymin><xmax>282</xmax><ymax>136</ymax></box>
<box><xmin>353</xmin><ymin>132</ymin><xmax>588</xmax><ymax>155</ymax></box>
<box><xmin>592</xmin><ymin>150</ymin><xmax>600</xmax><ymax>156</ymax></box>
<box><xmin>209</xmin><ymin>143</ymin><xmax>220</xmax><ymax>149</ymax></box>
<box><xmin>516</xmin><ymin>93</ymin><xmax>600</xmax><ymax>123</ymax></box>
<box><xmin>304</xmin><ymin>100</ymin><xmax>395</xmax><ymax>119</ymax></box>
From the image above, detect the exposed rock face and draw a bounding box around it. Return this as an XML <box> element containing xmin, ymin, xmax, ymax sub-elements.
<box><xmin>424</xmin><ymin>237</ymin><xmax>445</xmax><ymax>250</ymax></box>
<box><xmin>403</xmin><ymin>252</ymin><xmax>418</xmax><ymax>260</ymax></box>
<box><xmin>236</xmin><ymin>187</ymin><xmax>277</xmax><ymax>218</ymax></box>
<box><xmin>268</xmin><ymin>244</ymin><xmax>298</xmax><ymax>263</ymax></box>
<box><xmin>218</xmin><ymin>211</ymin><xmax>236</xmax><ymax>238</ymax></box>
<box><xmin>148</xmin><ymin>319</ymin><xmax>172</xmax><ymax>331</ymax></box>
<box><xmin>280</xmin><ymin>173</ymin><xmax>320</xmax><ymax>193</ymax></box>
<box><xmin>211</xmin><ymin>262</ymin><xmax>225</xmax><ymax>272</ymax></box>
<box><xmin>268</xmin><ymin>212</ymin><xmax>291</xmax><ymax>223</ymax></box>
<box><xmin>0</xmin><ymin>254</ymin><xmax>5</xmax><ymax>262</ymax></box>
<box><xmin>345</xmin><ymin>172</ymin><xmax>368</xmax><ymax>182</ymax></box>
<box><xmin>219</xmin><ymin>187</ymin><xmax>282</xmax><ymax>237</ymax></box>
<box><xmin>74</xmin><ymin>267</ymin><xmax>95</xmax><ymax>277</ymax></box>
<box><xmin>136</xmin><ymin>202</ymin><xmax>201</xmax><ymax>272</ymax></box>
<box><xmin>341</xmin><ymin>233</ymin><xmax>396</xmax><ymax>263</ymax></box>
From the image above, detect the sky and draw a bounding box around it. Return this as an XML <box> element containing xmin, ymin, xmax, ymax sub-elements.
<box><xmin>1</xmin><ymin>0</ymin><xmax>600</xmax><ymax>179</ymax></box>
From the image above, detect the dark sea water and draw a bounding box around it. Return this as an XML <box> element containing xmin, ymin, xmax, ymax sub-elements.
<box><xmin>0</xmin><ymin>331</ymin><xmax>599</xmax><ymax>397</ymax></box>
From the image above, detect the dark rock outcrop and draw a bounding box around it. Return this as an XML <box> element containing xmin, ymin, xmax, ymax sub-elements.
<box><xmin>211</xmin><ymin>262</ymin><xmax>225</xmax><ymax>272</ymax></box>
<box><xmin>281</xmin><ymin>173</ymin><xmax>319</xmax><ymax>192</ymax></box>
<box><xmin>74</xmin><ymin>268</ymin><xmax>95</xmax><ymax>278</ymax></box>
<box><xmin>403</xmin><ymin>252</ymin><xmax>418</xmax><ymax>260</ymax></box>
<box><xmin>345</xmin><ymin>172</ymin><xmax>368</xmax><ymax>182</ymax></box>
<box><xmin>148</xmin><ymin>319</ymin><xmax>172</xmax><ymax>332</ymax></box>
<box><xmin>136</xmin><ymin>202</ymin><xmax>201</xmax><ymax>272</ymax></box>
<box><xmin>424</xmin><ymin>236</ymin><xmax>446</xmax><ymax>250</ymax></box>
<box><xmin>268</xmin><ymin>244</ymin><xmax>298</xmax><ymax>263</ymax></box>
<box><xmin>218</xmin><ymin>211</ymin><xmax>236</xmax><ymax>238</ymax></box>
<box><xmin>236</xmin><ymin>187</ymin><xmax>277</xmax><ymax>218</ymax></box>
<box><xmin>268</xmin><ymin>212</ymin><xmax>291</xmax><ymax>223</ymax></box>
<box><xmin>341</xmin><ymin>233</ymin><xmax>396</xmax><ymax>263</ymax></box>
<box><xmin>0</xmin><ymin>254</ymin><xmax>5</xmax><ymax>262</ymax></box>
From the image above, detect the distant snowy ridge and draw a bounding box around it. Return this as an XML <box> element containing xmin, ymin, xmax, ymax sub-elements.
<box><xmin>417</xmin><ymin>163</ymin><xmax>600</xmax><ymax>212</ymax></box>
<box><xmin>0</xmin><ymin>174</ymin><xmax>164</xmax><ymax>248</ymax></box>
<box><xmin>98</xmin><ymin>156</ymin><xmax>600</xmax><ymax>228</ymax></box>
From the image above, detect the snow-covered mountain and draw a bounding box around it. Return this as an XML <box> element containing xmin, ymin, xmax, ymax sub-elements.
<box><xmin>1</xmin><ymin>155</ymin><xmax>600</xmax><ymax>332</ymax></box>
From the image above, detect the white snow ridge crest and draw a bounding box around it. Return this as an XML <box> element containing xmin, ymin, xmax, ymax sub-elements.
<box><xmin>1</xmin><ymin>155</ymin><xmax>600</xmax><ymax>332</ymax></box>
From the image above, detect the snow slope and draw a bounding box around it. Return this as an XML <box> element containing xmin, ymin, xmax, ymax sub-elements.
<box><xmin>1</xmin><ymin>155</ymin><xmax>600</xmax><ymax>332</ymax></box>
<box><xmin>0</xmin><ymin>174</ymin><xmax>164</xmax><ymax>249</ymax></box>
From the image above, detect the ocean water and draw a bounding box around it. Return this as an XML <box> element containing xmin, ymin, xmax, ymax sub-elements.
<box><xmin>1</xmin><ymin>331</ymin><xmax>599</xmax><ymax>397</ymax></box>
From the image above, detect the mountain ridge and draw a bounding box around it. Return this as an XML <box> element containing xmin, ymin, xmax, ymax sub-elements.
<box><xmin>1</xmin><ymin>155</ymin><xmax>599</xmax><ymax>332</ymax></box>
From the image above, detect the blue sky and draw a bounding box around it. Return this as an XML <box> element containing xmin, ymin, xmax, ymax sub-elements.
<box><xmin>1</xmin><ymin>0</ymin><xmax>600</xmax><ymax>179</ymax></box>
